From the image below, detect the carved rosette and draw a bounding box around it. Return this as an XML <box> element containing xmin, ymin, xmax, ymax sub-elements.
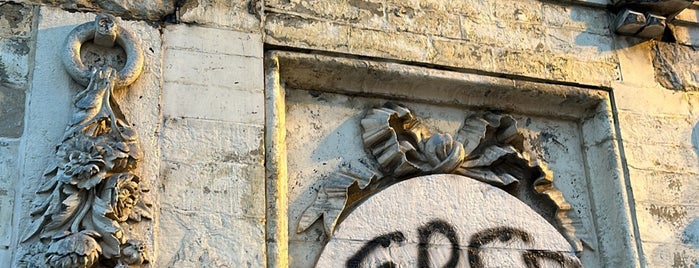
<box><xmin>298</xmin><ymin>103</ymin><xmax>594</xmax><ymax>253</ymax></box>
<box><xmin>20</xmin><ymin>15</ymin><xmax>152</xmax><ymax>268</ymax></box>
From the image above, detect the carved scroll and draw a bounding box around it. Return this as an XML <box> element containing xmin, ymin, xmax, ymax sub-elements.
<box><xmin>20</xmin><ymin>15</ymin><xmax>151</xmax><ymax>268</ymax></box>
<box><xmin>298</xmin><ymin>103</ymin><xmax>594</xmax><ymax>253</ymax></box>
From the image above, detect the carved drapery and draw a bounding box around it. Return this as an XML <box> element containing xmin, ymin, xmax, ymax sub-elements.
<box><xmin>298</xmin><ymin>103</ymin><xmax>594</xmax><ymax>253</ymax></box>
<box><xmin>20</xmin><ymin>15</ymin><xmax>152</xmax><ymax>268</ymax></box>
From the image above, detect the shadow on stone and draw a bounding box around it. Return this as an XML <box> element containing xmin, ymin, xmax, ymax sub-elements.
<box><xmin>681</xmin><ymin>218</ymin><xmax>699</xmax><ymax>248</ymax></box>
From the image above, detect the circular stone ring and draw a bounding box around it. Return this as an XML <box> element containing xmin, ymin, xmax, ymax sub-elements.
<box><xmin>62</xmin><ymin>17</ymin><xmax>144</xmax><ymax>88</ymax></box>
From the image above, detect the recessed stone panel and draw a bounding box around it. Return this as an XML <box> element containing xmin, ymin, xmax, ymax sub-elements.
<box><xmin>267</xmin><ymin>51</ymin><xmax>631</xmax><ymax>267</ymax></box>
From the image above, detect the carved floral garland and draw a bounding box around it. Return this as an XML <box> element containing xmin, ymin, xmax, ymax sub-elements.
<box><xmin>21</xmin><ymin>67</ymin><xmax>152</xmax><ymax>267</ymax></box>
<box><xmin>298</xmin><ymin>103</ymin><xmax>593</xmax><ymax>253</ymax></box>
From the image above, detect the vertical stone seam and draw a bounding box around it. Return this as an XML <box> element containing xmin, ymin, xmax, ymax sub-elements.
<box><xmin>608</xmin><ymin>89</ymin><xmax>647</xmax><ymax>267</ymax></box>
<box><xmin>10</xmin><ymin>3</ymin><xmax>40</xmax><ymax>265</ymax></box>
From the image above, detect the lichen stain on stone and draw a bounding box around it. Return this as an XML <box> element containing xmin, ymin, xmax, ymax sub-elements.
<box><xmin>6</xmin><ymin>39</ymin><xmax>29</xmax><ymax>55</ymax></box>
<box><xmin>0</xmin><ymin>61</ymin><xmax>8</xmax><ymax>82</ymax></box>
<box><xmin>647</xmin><ymin>204</ymin><xmax>687</xmax><ymax>228</ymax></box>
<box><xmin>672</xmin><ymin>251</ymin><xmax>693</xmax><ymax>268</ymax></box>
<box><xmin>668</xmin><ymin>177</ymin><xmax>683</xmax><ymax>192</ymax></box>
<box><xmin>0</xmin><ymin>2</ymin><xmax>30</xmax><ymax>30</ymax></box>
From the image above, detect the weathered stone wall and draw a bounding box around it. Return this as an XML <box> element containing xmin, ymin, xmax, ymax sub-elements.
<box><xmin>0</xmin><ymin>1</ymin><xmax>35</xmax><ymax>264</ymax></box>
<box><xmin>0</xmin><ymin>0</ymin><xmax>698</xmax><ymax>267</ymax></box>
<box><xmin>264</xmin><ymin>0</ymin><xmax>619</xmax><ymax>86</ymax></box>
<box><xmin>615</xmin><ymin>38</ymin><xmax>699</xmax><ymax>267</ymax></box>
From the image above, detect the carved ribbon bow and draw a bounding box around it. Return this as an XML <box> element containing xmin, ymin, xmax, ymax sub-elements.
<box><xmin>297</xmin><ymin>103</ymin><xmax>592</xmax><ymax>253</ymax></box>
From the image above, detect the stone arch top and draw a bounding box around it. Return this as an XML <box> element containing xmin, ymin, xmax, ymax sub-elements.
<box><xmin>316</xmin><ymin>174</ymin><xmax>580</xmax><ymax>267</ymax></box>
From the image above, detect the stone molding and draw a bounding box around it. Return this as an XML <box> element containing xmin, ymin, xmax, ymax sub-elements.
<box><xmin>266</xmin><ymin>51</ymin><xmax>641</xmax><ymax>267</ymax></box>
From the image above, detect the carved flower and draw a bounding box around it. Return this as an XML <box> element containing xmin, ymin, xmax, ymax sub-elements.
<box><xmin>46</xmin><ymin>231</ymin><xmax>101</xmax><ymax>268</ymax></box>
<box><xmin>119</xmin><ymin>239</ymin><xmax>149</xmax><ymax>266</ymax></box>
<box><xmin>57</xmin><ymin>137</ymin><xmax>115</xmax><ymax>189</ymax></box>
<box><xmin>101</xmin><ymin>173</ymin><xmax>141</xmax><ymax>222</ymax></box>
<box><xmin>417</xmin><ymin>133</ymin><xmax>465</xmax><ymax>174</ymax></box>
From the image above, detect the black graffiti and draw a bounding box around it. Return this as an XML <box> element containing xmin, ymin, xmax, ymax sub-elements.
<box><xmin>522</xmin><ymin>250</ymin><xmax>582</xmax><ymax>268</ymax></box>
<box><xmin>418</xmin><ymin>220</ymin><xmax>460</xmax><ymax>268</ymax></box>
<box><xmin>347</xmin><ymin>222</ymin><xmax>581</xmax><ymax>268</ymax></box>
<box><xmin>346</xmin><ymin>232</ymin><xmax>405</xmax><ymax>268</ymax></box>
<box><xmin>468</xmin><ymin>226</ymin><xmax>532</xmax><ymax>267</ymax></box>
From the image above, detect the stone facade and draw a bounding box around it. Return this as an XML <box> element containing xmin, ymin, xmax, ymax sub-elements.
<box><xmin>0</xmin><ymin>0</ymin><xmax>697</xmax><ymax>267</ymax></box>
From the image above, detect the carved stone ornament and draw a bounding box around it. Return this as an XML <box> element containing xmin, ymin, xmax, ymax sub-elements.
<box><xmin>20</xmin><ymin>15</ymin><xmax>152</xmax><ymax>268</ymax></box>
<box><xmin>298</xmin><ymin>103</ymin><xmax>594</xmax><ymax>253</ymax></box>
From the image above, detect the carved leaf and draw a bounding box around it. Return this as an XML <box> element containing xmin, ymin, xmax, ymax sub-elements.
<box><xmin>20</xmin><ymin>216</ymin><xmax>47</xmax><ymax>243</ymax></box>
<box><xmin>297</xmin><ymin>160</ymin><xmax>381</xmax><ymax>234</ymax></box>
<box><xmin>130</xmin><ymin>198</ymin><xmax>153</xmax><ymax>221</ymax></box>
<box><xmin>92</xmin><ymin>195</ymin><xmax>123</xmax><ymax>258</ymax></box>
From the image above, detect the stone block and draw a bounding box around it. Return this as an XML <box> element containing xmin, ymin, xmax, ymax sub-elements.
<box><xmin>546</xmin><ymin>54</ymin><xmax>619</xmax><ymax>86</ymax></box>
<box><xmin>164</xmin><ymin>24</ymin><xmax>263</xmax><ymax>58</ymax></box>
<box><xmin>0</xmin><ymin>85</ymin><xmax>24</xmax><ymax>138</ymax></box>
<box><xmin>623</xmin><ymin>142</ymin><xmax>699</xmax><ymax>173</ymax></box>
<box><xmin>460</xmin><ymin>18</ymin><xmax>548</xmax><ymax>51</ymax></box>
<box><xmin>0</xmin><ymin>2</ymin><xmax>34</xmax><ymax>38</ymax></box>
<box><xmin>0</xmin><ymin>38</ymin><xmax>31</xmax><ymax>87</ymax></box>
<box><xmin>612</xmin><ymin>82</ymin><xmax>691</xmax><ymax>115</ymax></box>
<box><xmin>652</xmin><ymin>41</ymin><xmax>699</xmax><ymax>91</ymax></box>
<box><xmin>160</xmin><ymin>117</ymin><xmax>264</xmax><ymax>165</ymax></box>
<box><xmin>159</xmin><ymin>160</ymin><xmax>265</xmax><ymax>219</ymax></box>
<box><xmin>614</xmin><ymin>39</ymin><xmax>657</xmax><ymax>87</ymax></box>
<box><xmin>542</xmin><ymin>4</ymin><xmax>611</xmax><ymax>36</ymax></box>
<box><xmin>264</xmin><ymin>13</ymin><xmax>351</xmax><ymax>52</ymax></box>
<box><xmin>265</xmin><ymin>0</ymin><xmax>384</xmax><ymax>30</ymax></box>
<box><xmin>493</xmin><ymin>48</ymin><xmax>548</xmax><ymax>78</ymax></box>
<box><xmin>617</xmin><ymin>111</ymin><xmax>694</xmax><ymax>146</ymax></box>
<box><xmin>545</xmin><ymin>29</ymin><xmax>615</xmax><ymax>59</ymax></box>
<box><xmin>636</xmin><ymin>202</ymin><xmax>699</xmax><ymax>243</ymax></box>
<box><xmin>668</xmin><ymin>23</ymin><xmax>699</xmax><ymax>47</ymax></box>
<box><xmin>377</xmin><ymin>0</ymin><xmax>492</xmax><ymax>14</ymax></box>
<box><xmin>0</xmin><ymin>139</ymin><xmax>18</xmax><ymax>248</ymax></box>
<box><xmin>674</xmin><ymin>6</ymin><xmax>699</xmax><ymax>24</ymax></box>
<box><xmin>494</xmin><ymin>0</ymin><xmax>543</xmax><ymax>23</ymax></box>
<box><xmin>629</xmin><ymin>168</ymin><xmax>699</xmax><ymax>205</ymax></box>
<box><xmin>162</xmin><ymin>49</ymin><xmax>264</xmax><ymax>92</ymax></box>
<box><xmin>430</xmin><ymin>38</ymin><xmax>496</xmax><ymax>73</ymax></box>
<box><xmin>643</xmin><ymin>242</ymin><xmax>699</xmax><ymax>268</ymax></box>
<box><xmin>348</xmin><ymin>27</ymin><xmax>432</xmax><ymax>62</ymax></box>
<box><xmin>157</xmin><ymin>208</ymin><xmax>265</xmax><ymax>267</ymax></box>
<box><xmin>178</xmin><ymin>0</ymin><xmax>259</xmax><ymax>32</ymax></box>
<box><xmin>162</xmin><ymin>82</ymin><xmax>264</xmax><ymax>123</ymax></box>
<box><xmin>385</xmin><ymin>5</ymin><xmax>461</xmax><ymax>38</ymax></box>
